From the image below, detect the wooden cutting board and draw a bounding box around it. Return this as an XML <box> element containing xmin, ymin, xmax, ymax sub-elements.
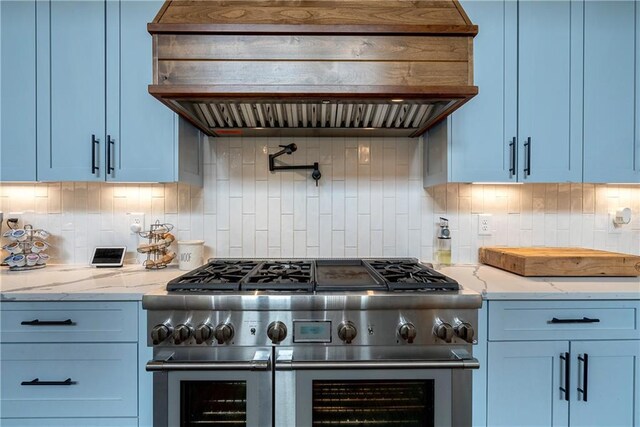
<box><xmin>479</xmin><ymin>247</ymin><xmax>640</xmax><ymax>277</ymax></box>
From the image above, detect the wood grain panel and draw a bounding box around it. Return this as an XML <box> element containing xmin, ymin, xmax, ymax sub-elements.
<box><xmin>156</xmin><ymin>35</ymin><xmax>469</xmax><ymax>61</ymax></box>
<box><xmin>157</xmin><ymin>60</ymin><xmax>470</xmax><ymax>86</ymax></box>
<box><xmin>157</xmin><ymin>2</ymin><xmax>467</xmax><ymax>26</ymax></box>
<box><xmin>479</xmin><ymin>247</ymin><xmax>640</xmax><ymax>277</ymax></box>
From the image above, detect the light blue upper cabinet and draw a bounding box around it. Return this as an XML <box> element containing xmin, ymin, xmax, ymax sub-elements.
<box><xmin>107</xmin><ymin>0</ymin><xmax>183</xmax><ymax>183</ymax></box>
<box><xmin>583</xmin><ymin>1</ymin><xmax>639</xmax><ymax>183</ymax></box>
<box><xmin>424</xmin><ymin>0</ymin><xmax>583</xmax><ymax>187</ymax></box>
<box><xmin>450</xmin><ymin>1</ymin><xmax>517</xmax><ymax>183</ymax></box>
<box><xmin>36</xmin><ymin>0</ymin><xmax>106</xmax><ymax>182</ymax></box>
<box><xmin>518</xmin><ymin>0</ymin><xmax>583</xmax><ymax>183</ymax></box>
<box><xmin>32</xmin><ymin>0</ymin><xmax>202</xmax><ymax>184</ymax></box>
<box><xmin>1</xmin><ymin>1</ymin><xmax>37</xmax><ymax>181</ymax></box>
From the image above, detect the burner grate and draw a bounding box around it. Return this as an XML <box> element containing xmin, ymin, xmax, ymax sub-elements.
<box><xmin>167</xmin><ymin>260</ymin><xmax>260</xmax><ymax>291</ymax></box>
<box><xmin>242</xmin><ymin>260</ymin><xmax>314</xmax><ymax>292</ymax></box>
<box><xmin>366</xmin><ymin>259</ymin><xmax>459</xmax><ymax>291</ymax></box>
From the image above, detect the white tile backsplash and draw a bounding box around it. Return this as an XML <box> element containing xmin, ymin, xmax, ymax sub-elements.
<box><xmin>1</xmin><ymin>137</ymin><xmax>639</xmax><ymax>265</ymax></box>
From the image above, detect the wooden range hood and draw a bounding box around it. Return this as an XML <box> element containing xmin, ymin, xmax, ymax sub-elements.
<box><xmin>149</xmin><ymin>0</ymin><xmax>478</xmax><ymax>138</ymax></box>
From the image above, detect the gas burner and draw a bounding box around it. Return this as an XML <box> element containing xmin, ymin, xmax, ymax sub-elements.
<box><xmin>366</xmin><ymin>260</ymin><xmax>459</xmax><ymax>291</ymax></box>
<box><xmin>167</xmin><ymin>260</ymin><xmax>260</xmax><ymax>291</ymax></box>
<box><xmin>243</xmin><ymin>261</ymin><xmax>314</xmax><ymax>291</ymax></box>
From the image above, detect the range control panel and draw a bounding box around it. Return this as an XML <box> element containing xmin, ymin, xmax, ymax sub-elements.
<box><xmin>147</xmin><ymin>309</ymin><xmax>478</xmax><ymax>347</ymax></box>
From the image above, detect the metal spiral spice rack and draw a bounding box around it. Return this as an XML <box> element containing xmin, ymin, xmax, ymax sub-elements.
<box><xmin>137</xmin><ymin>221</ymin><xmax>176</xmax><ymax>269</ymax></box>
<box><xmin>2</xmin><ymin>224</ymin><xmax>51</xmax><ymax>271</ymax></box>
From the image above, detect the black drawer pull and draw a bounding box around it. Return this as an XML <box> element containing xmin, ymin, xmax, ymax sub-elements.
<box><xmin>21</xmin><ymin>319</ymin><xmax>75</xmax><ymax>326</ymax></box>
<box><xmin>21</xmin><ymin>378</ymin><xmax>76</xmax><ymax>386</ymax></box>
<box><xmin>550</xmin><ymin>317</ymin><xmax>600</xmax><ymax>324</ymax></box>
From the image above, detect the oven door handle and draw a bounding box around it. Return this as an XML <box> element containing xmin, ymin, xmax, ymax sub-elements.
<box><xmin>277</xmin><ymin>358</ymin><xmax>480</xmax><ymax>371</ymax></box>
<box><xmin>146</xmin><ymin>349</ymin><xmax>271</xmax><ymax>372</ymax></box>
<box><xmin>146</xmin><ymin>360</ymin><xmax>270</xmax><ymax>371</ymax></box>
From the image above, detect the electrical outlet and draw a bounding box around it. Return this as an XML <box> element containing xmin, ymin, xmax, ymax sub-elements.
<box><xmin>129</xmin><ymin>213</ymin><xmax>145</xmax><ymax>235</ymax></box>
<box><xmin>478</xmin><ymin>214</ymin><xmax>492</xmax><ymax>236</ymax></box>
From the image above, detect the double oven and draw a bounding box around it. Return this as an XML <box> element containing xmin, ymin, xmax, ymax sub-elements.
<box><xmin>144</xmin><ymin>293</ymin><xmax>481</xmax><ymax>427</ymax></box>
<box><xmin>145</xmin><ymin>259</ymin><xmax>481</xmax><ymax>426</ymax></box>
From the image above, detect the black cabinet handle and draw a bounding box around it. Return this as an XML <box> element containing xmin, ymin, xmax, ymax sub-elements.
<box><xmin>21</xmin><ymin>319</ymin><xmax>75</xmax><ymax>326</ymax></box>
<box><xmin>21</xmin><ymin>378</ymin><xmax>76</xmax><ymax>386</ymax></box>
<box><xmin>509</xmin><ymin>137</ymin><xmax>516</xmax><ymax>177</ymax></box>
<box><xmin>550</xmin><ymin>317</ymin><xmax>600</xmax><ymax>324</ymax></box>
<box><xmin>559</xmin><ymin>352</ymin><xmax>570</xmax><ymax>401</ymax></box>
<box><xmin>107</xmin><ymin>135</ymin><xmax>115</xmax><ymax>174</ymax></box>
<box><xmin>91</xmin><ymin>135</ymin><xmax>100</xmax><ymax>174</ymax></box>
<box><xmin>578</xmin><ymin>354</ymin><xmax>589</xmax><ymax>401</ymax></box>
<box><xmin>523</xmin><ymin>137</ymin><xmax>531</xmax><ymax>176</ymax></box>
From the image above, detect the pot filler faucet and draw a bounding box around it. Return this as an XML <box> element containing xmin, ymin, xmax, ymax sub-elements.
<box><xmin>268</xmin><ymin>143</ymin><xmax>321</xmax><ymax>186</ymax></box>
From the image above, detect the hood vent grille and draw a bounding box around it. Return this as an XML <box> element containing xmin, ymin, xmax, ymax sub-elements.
<box><xmin>149</xmin><ymin>1</ymin><xmax>477</xmax><ymax>138</ymax></box>
<box><xmin>187</xmin><ymin>101</ymin><xmax>452</xmax><ymax>136</ymax></box>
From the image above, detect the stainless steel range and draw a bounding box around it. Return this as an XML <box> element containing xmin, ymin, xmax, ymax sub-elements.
<box><xmin>143</xmin><ymin>258</ymin><xmax>482</xmax><ymax>427</ymax></box>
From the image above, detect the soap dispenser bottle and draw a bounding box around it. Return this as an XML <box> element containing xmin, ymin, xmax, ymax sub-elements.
<box><xmin>436</xmin><ymin>217</ymin><xmax>452</xmax><ymax>265</ymax></box>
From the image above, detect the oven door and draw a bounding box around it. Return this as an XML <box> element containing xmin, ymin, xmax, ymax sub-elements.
<box><xmin>147</xmin><ymin>349</ymin><xmax>272</xmax><ymax>427</ymax></box>
<box><xmin>275</xmin><ymin>348</ymin><xmax>478</xmax><ymax>427</ymax></box>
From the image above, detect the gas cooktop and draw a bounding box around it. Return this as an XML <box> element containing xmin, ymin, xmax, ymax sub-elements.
<box><xmin>167</xmin><ymin>258</ymin><xmax>459</xmax><ymax>293</ymax></box>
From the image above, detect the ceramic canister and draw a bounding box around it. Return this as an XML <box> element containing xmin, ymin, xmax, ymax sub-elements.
<box><xmin>177</xmin><ymin>240</ymin><xmax>205</xmax><ymax>271</ymax></box>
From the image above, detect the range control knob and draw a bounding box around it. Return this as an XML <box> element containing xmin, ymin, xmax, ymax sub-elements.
<box><xmin>173</xmin><ymin>324</ymin><xmax>194</xmax><ymax>345</ymax></box>
<box><xmin>214</xmin><ymin>323</ymin><xmax>235</xmax><ymax>345</ymax></box>
<box><xmin>151</xmin><ymin>324</ymin><xmax>173</xmax><ymax>345</ymax></box>
<box><xmin>433</xmin><ymin>322</ymin><xmax>454</xmax><ymax>343</ymax></box>
<box><xmin>455</xmin><ymin>322</ymin><xmax>475</xmax><ymax>343</ymax></box>
<box><xmin>338</xmin><ymin>321</ymin><xmax>357</xmax><ymax>344</ymax></box>
<box><xmin>194</xmin><ymin>323</ymin><xmax>213</xmax><ymax>344</ymax></box>
<box><xmin>267</xmin><ymin>321</ymin><xmax>287</xmax><ymax>344</ymax></box>
<box><xmin>399</xmin><ymin>322</ymin><xmax>417</xmax><ymax>344</ymax></box>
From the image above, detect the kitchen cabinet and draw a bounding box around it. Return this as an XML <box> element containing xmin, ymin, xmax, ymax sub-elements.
<box><xmin>485</xmin><ymin>300</ymin><xmax>640</xmax><ymax>427</ymax></box>
<box><xmin>424</xmin><ymin>0</ymin><xmax>517</xmax><ymax>185</ymax></box>
<box><xmin>32</xmin><ymin>0</ymin><xmax>202</xmax><ymax>184</ymax></box>
<box><xmin>583</xmin><ymin>1</ymin><xmax>640</xmax><ymax>183</ymax></box>
<box><xmin>0</xmin><ymin>0</ymin><xmax>37</xmax><ymax>181</ymax></box>
<box><xmin>425</xmin><ymin>0</ymin><xmax>583</xmax><ymax>186</ymax></box>
<box><xmin>0</xmin><ymin>301</ymin><xmax>152</xmax><ymax>426</ymax></box>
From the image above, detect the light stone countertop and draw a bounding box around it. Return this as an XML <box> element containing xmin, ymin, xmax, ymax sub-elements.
<box><xmin>437</xmin><ymin>264</ymin><xmax>640</xmax><ymax>300</ymax></box>
<box><xmin>0</xmin><ymin>264</ymin><xmax>184</xmax><ymax>301</ymax></box>
<box><xmin>1</xmin><ymin>263</ymin><xmax>638</xmax><ymax>302</ymax></box>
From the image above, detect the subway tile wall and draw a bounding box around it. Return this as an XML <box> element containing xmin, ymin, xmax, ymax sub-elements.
<box><xmin>1</xmin><ymin>137</ymin><xmax>639</xmax><ymax>265</ymax></box>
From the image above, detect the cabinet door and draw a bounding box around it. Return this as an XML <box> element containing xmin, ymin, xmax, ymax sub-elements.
<box><xmin>518</xmin><ymin>0</ymin><xmax>583</xmax><ymax>183</ymax></box>
<box><xmin>570</xmin><ymin>341</ymin><xmax>640</xmax><ymax>427</ymax></box>
<box><xmin>583</xmin><ymin>1</ymin><xmax>639</xmax><ymax>183</ymax></box>
<box><xmin>487</xmin><ymin>341</ymin><xmax>569</xmax><ymax>426</ymax></box>
<box><xmin>107</xmin><ymin>0</ymin><xmax>177</xmax><ymax>182</ymax></box>
<box><xmin>36</xmin><ymin>0</ymin><xmax>105</xmax><ymax>181</ymax></box>
<box><xmin>1</xmin><ymin>1</ymin><xmax>37</xmax><ymax>181</ymax></box>
<box><xmin>449</xmin><ymin>1</ymin><xmax>518</xmax><ymax>183</ymax></box>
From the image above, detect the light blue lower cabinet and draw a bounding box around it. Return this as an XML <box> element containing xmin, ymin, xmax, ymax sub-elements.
<box><xmin>0</xmin><ymin>419</ymin><xmax>138</xmax><ymax>427</ymax></box>
<box><xmin>1</xmin><ymin>343</ymin><xmax>138</xmax><ymax>418</ymax></box>
<box><xmin>487</xmin><ymin>341</ymin><xmax>569</xmax><ymax>426</ymax></box>
<box><xmin>484</xmin><ymin>300</ymin><xmax>640</xmax><ymax>427</ymax></box>
<box><xmin>569</xmin><ymin>341</ymin><xmax>640</xmax><ymax>427</ymax></box>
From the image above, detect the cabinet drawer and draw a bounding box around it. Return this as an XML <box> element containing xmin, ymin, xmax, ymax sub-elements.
<box><xmin>0</xmin><ymin>418</ymin><xmax>138</xmax><ymax>427</ymax></box>
<box><xmin>0</xmin><ymin>301</ymin><xmax>138</xmax><ymax>343</ymax></box>
<box><xmin>1</xmin><ymin>343</ymin><xmax>138</xmax><ymax>418</ymax></box>
<box><xmin>488</xmin><ymin>300</ymin><xmax>640</xmax><ymax>341</ymax></box>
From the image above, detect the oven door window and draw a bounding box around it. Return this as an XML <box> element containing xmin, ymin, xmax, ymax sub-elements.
<box><xmin>167</xmin><ymin>370</ymin><xmax>272</xmax><ymax>427</ymax></box>
<box><xmin>181</xmin><ymin>381</ymin><xmax>247</xmax><ymax>427</ymax></box>
<box><xmin>290</xmin><ymin>369</ymin><xmax>452</xmax><ymax>426</ymax></box>
<box><xmin>313</xmin><ymin>380</ymin><xmax>434</xmax><ymax>426</ymax></box>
